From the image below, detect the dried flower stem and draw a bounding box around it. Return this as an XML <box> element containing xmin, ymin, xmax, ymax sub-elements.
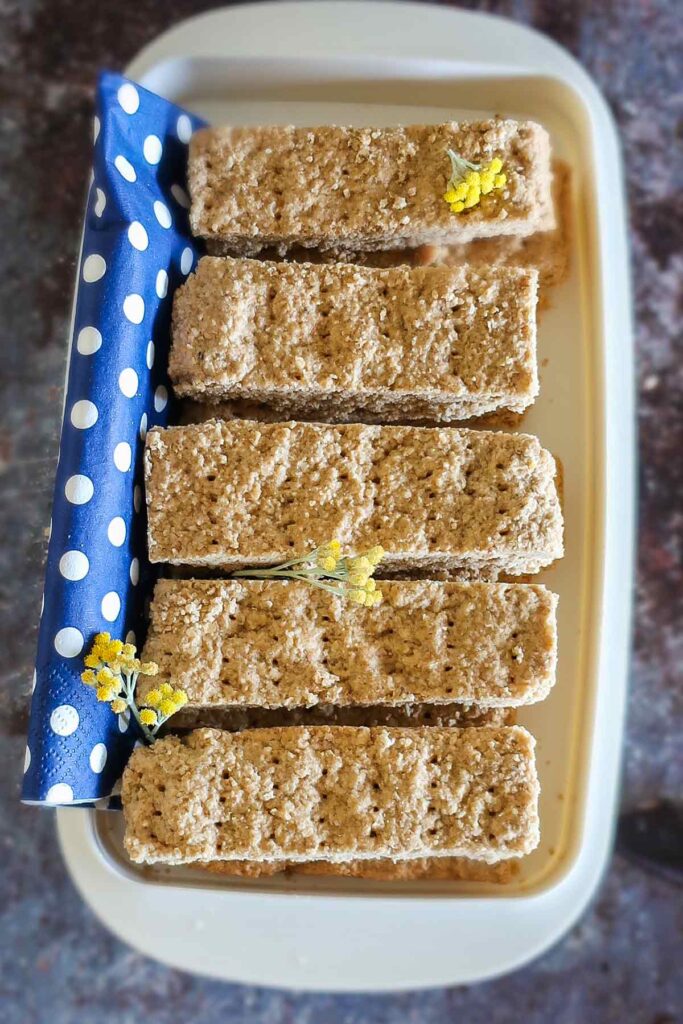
<box><xmin>232</xmin><ymin>541</ymin><xmax>385</xmax><ymax>606</ymax></box>
<box><xmin>81</xmin><ymin>633</ymin><xmax>188</xmax><ymax>744</ymax></box>
<box><xmin>443</xmin><ymin>149</ymin><xmax>507</xmax><ymax>213</ymax></box>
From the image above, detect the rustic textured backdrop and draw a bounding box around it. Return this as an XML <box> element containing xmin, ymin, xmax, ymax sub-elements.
<box><xmin>1</xmin><ymin>1</ymin><xmax>681</xmax><ymax>1021</ymax></box>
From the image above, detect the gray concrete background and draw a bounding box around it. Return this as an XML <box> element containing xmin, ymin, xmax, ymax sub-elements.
<box><xmin>1</xmin><ymin>1</ymin><xmax>681</xmax><ymax>1021</ymax></box>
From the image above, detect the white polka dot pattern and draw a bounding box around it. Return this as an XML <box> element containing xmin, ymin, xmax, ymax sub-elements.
<box><xmin>153</xmin><ymin>201</ymin><xmax>172</xmax><ymax>228</ymax></box>
<box><xmin>143</xmin><ymin>134</ymin><xmax>163</xmax><ymax>164</ymax></box>
<box><xmin>114</xmin><ymin>155</ymin><xmax>136</xmax><ymax>182</ymax></box>
<box><xmin>107</xmin><ymin>516</ymin><xmax>126</xmax><ymax>547</ymax></box>
<box><xmin>155</xmin><ymin>270</ymin><xmax>168</xmax><ymax>298</ymax></box>
<box><xmin>171</xmin><ymin>183</ymin><xmax>190</xmax><ymax>209</ymax></box>
<box><xmin>113</xmin><ymin>441</ymin><xmax>132</xmax><ymax>472</ymax></box>
<box><xmin>180</xmin><ymin>247</ymin><xmax>193</xmax><ymax>275</ymax></box>
<box><xmin>45</xmin><ymin>783</ymin><xmax>74</xmax><ymax>804</ymax></box>
<box><xmin>119</xmin><ymin>367</ymin><xmax>139</xmax><ymax>398</ymax></box>
<box><xmin>65</xmin><ymin>475</ymin><xmax>94</xmax><ymax>505</ymax></box>
<box><xmin>89</xmin><ymin>743</ymin><xmax>108</xmax><ymax>774</ymax></box>
<box><xmin>25</xmin><ymin>72</ymin><xmax>203</xmax><ymax>804</ymax></box>
<box><xmin>127</xmin><ymin>221</ymin><xmax>149</xmax><ymax>251</ymax></box>
<box><xmin>70</xmin><ymin>400</ymin><xmax>98</xmax><ymax>430</ymax></box>
<box><xmin>176</xmin><ymin>114</ymin><xmax>192</xmax><ymax>143</ymax></box>
<box><xmin>77</xmin><ymin>326</ymin><xmax>102</xmax><ymax>355</ymax></box>
<box><xmin>154</xmin><ymin>385</ymin><xmax>168</xmax><ymax>412</ymax></box>
<box><xmin>82</xmin><ymin>254</ymin><xmax>107</xmax><ymax>283</ymax></box>
<box><xmin>117</xmin><ymin>83</ymin><xmax>140</xmax><ymax>114</ymax></box>
<box><xmin>59</xmin><ymin>550</ymin><xmax>89</xmax><ymax>581</ymax></box>
<box><xmin>123</xmin><ymin>293</ymin><xmax>145</xmax><ymax>324</ymax></box>
<box><xmin>50</xmin><ymin>704</ymin><xmax>80</xmax><ymax>737</ymax></box>
<box><xmin>54</xmin><ymin>628</ymin><xmax>84</xmax><ymax>658</ymax></box>
<box><xmin>101</xmin><ymin>591</ymin><xmax>121</xmax><ymax>622</ymax></box>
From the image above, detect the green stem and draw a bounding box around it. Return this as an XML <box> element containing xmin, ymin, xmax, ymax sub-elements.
<box><xmin>287</xmin><ymin>575</ymin><xmax>346</xmax><ymax>596</ymax></box>
<box><xmin>122</xmin><ymin>669</ymin><xmax>156</xmax><ymax>745</ymax></box>
<box><xmin>231</xmin><ymin>565</ymin><xmax>347</xmax><ymax>597</ymax></box>
<box><xmin>231</xmin><ymin>543</ymin><xmax>347</xmax><ymax>579</ymax></box>
<box><xmin>232</xmin><ymin>559</ymin><xmax>315</xmax><ymax>577</ymax></box>
<box><xmin>446</xmin><ymin>148</ymin><xmax>481</xmax><ymax>186</ymax></box>
<box><xmin>232</xmin><ymin>567</ymin><xmax>299</xmax><ymax>578</ymax></box>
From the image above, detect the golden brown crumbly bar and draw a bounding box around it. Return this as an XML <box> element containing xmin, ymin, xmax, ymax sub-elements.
<box><xmin>122</xmin><ymin>726</ymin><xmax>540</xmax><ymax>865</ymax></box>
<box><xmin>189</xmin><ymin>120</ymin><xmax>553</xmax><ymax>255</ymax></box>
<box><xmin>144</xmin><ymin>419</ymin><xmax>563</xmax><ymax>576</ymax></box>
<box><xmin>142</xmin><ymin>579</ymin><xmax>557</xmax><ymax>709</ymax></box>
<box><xmin>203</xmin><ymin>856</ymin><xmax>517</xmax><ymax>883</ymax></box>
<box><xmin>170</xmin><ymin>257</ymin><xmax>539</xmax><ymax>421</ymax></box>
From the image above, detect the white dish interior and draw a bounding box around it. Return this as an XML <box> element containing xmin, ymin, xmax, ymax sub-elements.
<box><xmin>56</xmin><ymin>3</ymin><xmax>634</xmax><ymax>989</ymax></box>
<box><xmin>92</xmin><ymin>61</ymin><xmax>605</xmax><ymax>901</ymax></box>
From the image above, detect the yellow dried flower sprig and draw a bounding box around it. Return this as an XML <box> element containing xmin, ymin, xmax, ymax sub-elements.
<box><xmin>81</xmin><ymin>632</ymin><xmax>187</xmax><ymax>744</ymax></box>
<box><xmin>443</xmin><ymin>149</ymin><xmax>506</xmax><ymax>214</ymax></box>
<box><xmin>232</xmin><ymin>541</ymin><xmax>385</xmax><ymax>607</ymax></box>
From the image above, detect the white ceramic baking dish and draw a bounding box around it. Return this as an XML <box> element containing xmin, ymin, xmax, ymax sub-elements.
<box><xmin>57</xmin><ymin>1</ymin><xmax>634</xmax><ymax>989</ymax></box>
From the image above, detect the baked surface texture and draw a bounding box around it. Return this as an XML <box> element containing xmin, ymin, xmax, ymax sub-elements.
<box><xmin>170</xmin><ymin>257</ymin><xmax>539</xmax><ymax>420</ymax></box>
<box><xmin>142</xmin><ymin>579</ymin><xmax>558</xmax><ymax>708</ymax></box>
<box><xmin>188</xmin><ymin>120</ymin><xmax>553</xmax><ymax>254</ymax></box>
<box><xmin>122</xmin><ymin>725</ymin><xmax>540</xmax><ymax>865</ymax></box>
<box><xmin>144</xmin><ymin>419</ymin><xmax>564</xmax><ymax>576</ymax></box>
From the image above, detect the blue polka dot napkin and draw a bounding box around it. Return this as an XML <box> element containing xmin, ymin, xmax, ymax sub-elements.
<box><xmin>22</xmin><ymin>72</ymin><xmax>206</xmax><ymax>805</ymax></box>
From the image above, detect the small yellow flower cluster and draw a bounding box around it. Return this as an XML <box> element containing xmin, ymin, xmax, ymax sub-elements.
<box><xmin>346</xmin><ymin>547</ymin><xmax>385</xmax><ymax>607</ymax></box>
<box><xmin>443</xmin><ymin>151</ymin><xmax>506</xmax><ymax>214</ymax></box>
<box><xmin>83</xmin><ymin>633</ymin><xmax>158</xmax><ymax>689</ymax></box>
<box><xmin>316</xmin><ymin>539</ymin><xmax>341</xmax><ymax>573</ymax></box>
<box><xmin>81</xmin><ymin>633</ymin><xmax>139</xmax><ymax>708</ymax></box>
<box><xmin>139</xmin><ymin>683</ymin><xmax>188</xmax><ymax>728</ymax></box>
<box><xmin>81</xmin><ymin>632</ymin><xmax>182</xmax><ymax>743</ymax></box>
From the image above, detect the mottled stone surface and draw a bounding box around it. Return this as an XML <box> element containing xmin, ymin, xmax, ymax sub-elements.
<box><xmin>0</xmin><ymin>0</ymin><xmax>680</xmax><ymax>1021</ymax></box>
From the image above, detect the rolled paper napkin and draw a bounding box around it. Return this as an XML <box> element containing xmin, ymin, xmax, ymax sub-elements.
<box><xmin>22</xmin><ymin>70</ymin><xmax>205</xmax><ymax>805</ymax></box>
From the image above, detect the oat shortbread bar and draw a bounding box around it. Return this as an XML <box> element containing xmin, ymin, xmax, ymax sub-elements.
<box><xmin>170</xmin><ymin>257</ymin><xmax>539</xmax><ymax>421</ymax></box>
<box><xmin>189</xmin><ymin>120</ymin><xmax>553</xmax><ymax>255</ymax></box>
<box><xmin>142</xmin><ymin>579</ymin><xmax>557</xmax><ymax>709</ymax></box>
<box><xmin>122</xmin><ymin>726</ymin><xmax>540</xmax><ymax>865</ymax></box>
<box><xmin>144</xmin><ymin>419</ymin><xmax>564</xmax><ymax>576</ymax></box>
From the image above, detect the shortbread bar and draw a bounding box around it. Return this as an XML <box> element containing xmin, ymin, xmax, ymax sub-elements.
<box><xmin>170</xmin><ymin>257</ymin><xmax>539</xmax><ymax>421</ymax></box>
<box><xmin>142</xmin><ymin>579</ymin><xmax>557</xmax><ymax>708</ymax></box>
<box><xmin>122</xmin><ymin>726</ymin><xmax>540</xmax><ymax>865</ymax></box>
<box><xmin>144</xmin><ymin>419</ymin><xmax>564</xmax><ymax>576</ymax></box>
<box><xmin>189</xmin><ymin>120</ymin><xmax>553</xmax><ymax>254</ymax></box>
